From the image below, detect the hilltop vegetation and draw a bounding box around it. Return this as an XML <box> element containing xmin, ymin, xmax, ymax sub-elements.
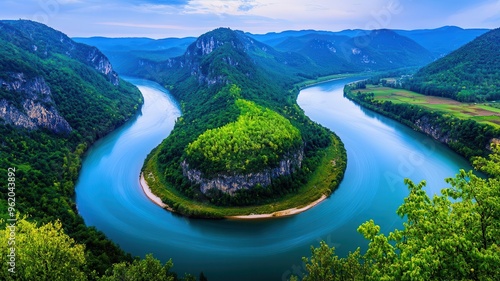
<box><xmin>406</xmin><ymin>28</ymin><xmax>500</xmax><ymax>102</ymax></box>
<box><xmin>186</xmin><ymin>97</ymin><xmax>302</xmax><ymax>175</ymax></box>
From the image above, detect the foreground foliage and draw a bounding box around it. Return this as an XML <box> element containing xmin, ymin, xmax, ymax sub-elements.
<box><xmin>0</xmin><ymin>218</ymin><xmax>204</xmax><ymax>281</ymax></box>
<box><xmin>0</xmin><ymin>218</ymin><xmax>86</xmax><ymax>281</ymax></box>
<box><xmin>294</xmin><ymin>144</ymin><xmax>500</xmax><ymax>280</ymax></box>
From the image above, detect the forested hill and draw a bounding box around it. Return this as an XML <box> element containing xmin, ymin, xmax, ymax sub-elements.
<box><xmin>140</xmin><ymin>27</ymin><xmax>344</xmax><ymax>215</ymax></box>
<box><xmin>0</xmin><ymin>20</ymin><xmax>142</xmax><ymax>276</ymax></box>
<box><xmin>406</xmin><ymin>27</ymin><xmax>500</xmax><ymax>102</ymax></box>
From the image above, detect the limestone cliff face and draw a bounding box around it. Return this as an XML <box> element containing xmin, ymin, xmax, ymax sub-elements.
<box><xmin>0</xmin><ymin>73</ymin><xmax>72</xmax><ymax>133</ymax></box>
<box><xmin>414</xmin><ymin>116</ymin><xmax>452</xmax><ymax>144</ymax></box>
<box><xmin>181</xmin><ymin>148</ymin><xmax>304</xmax><ymax>195</ymax></box>
<box><xmin>85</xmin><ymin>47</ymin><xmax>120</xmax><ymax>86</ymax></box>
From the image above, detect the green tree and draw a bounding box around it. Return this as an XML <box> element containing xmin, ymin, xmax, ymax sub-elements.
<box><xmin>294</xmin><ymin>241</ymin><xmax>367</xmax><ymax>281</ymax></box>
<box><xmin>0</xmin><ymin>218</ymin><xmax>87</xmax><ymax>281</ymax></box>
<box><xmin>295</xmin><ymin>144</ymin><xmax>500</xmax><ymax>280</ymax></box>
<box><xmin>99</xmin><ymin>254</ymin><xmax>175</xmax><ymax>281</ymax></box>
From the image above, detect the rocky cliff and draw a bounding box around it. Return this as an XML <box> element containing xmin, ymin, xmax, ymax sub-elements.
<box><xmin>414</xmin><ymin>116</ymin><xmax>452</xmax><ymax>144</ymax></box>
<box><xmin>181</xmin><ymin>148</ymin><xmax>304</xmax><ymax>195</ymax></box>
<box><xmin>0</xmin><ymin>73</ymin><xmax>72</xmax><ymax>133</ymax></box>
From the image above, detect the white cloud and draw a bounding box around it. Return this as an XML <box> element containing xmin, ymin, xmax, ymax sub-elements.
<box><xmin>134</xmin><ymin>3</ymin><xmax>180</xmax><ymax>14</ymax></box>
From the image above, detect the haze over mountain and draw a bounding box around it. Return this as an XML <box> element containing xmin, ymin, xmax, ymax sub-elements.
<box><xmin>75</xmin><ymin>26</ymin><xmax>488</xmax><ymax>79</ymax></box>
<box><xmin>248</xmin><ymin>26</ymin><xmax>489</xmax><ymax>57</ymax></box>
<box><xmin>73</xmin><ymin>36</ymin><xmax>196</xmax><ymax>74</ymax></box>
<box><xmin>394</xmin><ymin>26</ymin><xmax>489</xmax><ymax>57</ymax></box>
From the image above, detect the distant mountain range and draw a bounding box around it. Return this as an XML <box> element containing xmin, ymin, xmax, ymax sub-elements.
<box><xmin>75</xmin><ymin>26</ymin><xmax>488</xmax><ymax>77</ymax></box>
<box><xmin>250</xmin><ymin>26</ymin><xmax>488</xmax><ymax>58</ymax></box>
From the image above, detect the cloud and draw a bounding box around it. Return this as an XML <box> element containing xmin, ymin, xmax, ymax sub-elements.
<box><xmin>184</xmin><ymin>0</ymin><xmax>262</xmax><ymax>15</ymax></box>
<box><xmin>238</xmin><ymin>4</ymin><xmax>254</xmax><ymax>12</ymax></box>
<box><xmin>238</xmin><ymin>0</ymin><xmax>257</xmax><ymax>12</ymax></box>
<box><xmin>1</xmin><ymin>0</ymin><xmax>498</xmax><ymax>38</ymax></box>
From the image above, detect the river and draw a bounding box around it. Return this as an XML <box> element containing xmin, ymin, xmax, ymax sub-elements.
<box><xmin>75</xmin><ymin>77</ymin><xmax>472</xmax><ymax>281</ymax></box>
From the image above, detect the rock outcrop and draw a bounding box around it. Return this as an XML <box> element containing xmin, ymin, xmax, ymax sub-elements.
<box><xmin>181</xmin><ymin>148</ymin><xmax>304</xmax><ymax>195</ymax></box>
<box><xmin>0</xmin><ymin>73</ymin><xmax>72</xmax><ymax>133</ymax></box>
<box><xmin>414</xmin><ymin>116</ymin><xmax>452</xmax><ymax>144</ymax></box>
<box><xmin>86</xmin><ymin>47</ymin><xmax>119</xmax><ymax>86</ymax></box>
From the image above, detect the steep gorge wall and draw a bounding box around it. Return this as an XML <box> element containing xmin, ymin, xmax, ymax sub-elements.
<box><xmin>0</xmin><ymin>73</ymin><xmax>72</xmax><ymax>133</ymax></box>
<box><xmin>181</xmin><ymin>148</ymin><xmax>304</xmax><ymax>195</ymax></box>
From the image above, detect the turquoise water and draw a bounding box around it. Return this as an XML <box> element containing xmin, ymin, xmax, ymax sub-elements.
<box><xmin>75</xmin><ymin>77</ymin><xmax>472</xmax><ymax>281</ymax></box>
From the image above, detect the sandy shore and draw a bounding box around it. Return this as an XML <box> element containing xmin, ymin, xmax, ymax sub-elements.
<box><xmin>140</xmin><ymin>172</ymin><xmax>327</xmax><ymax>219</ymax></box>
<box><xmin>140</xmin><ymin>173</ymin><xmax>168</xmax><ymax>208</ymax></box>
<box><xmin>225</xmin><ymin>194</ymin><xmax>327</xmax><ymax>220</ymax></box>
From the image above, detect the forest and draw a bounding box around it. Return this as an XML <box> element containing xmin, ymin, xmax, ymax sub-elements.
<box><xmin>405</xmin><ymin>28</ymin><xmax>500</xmax><ymax>102</ymax></box>
<box><xmin>186</xmin><ymin>97</ymin><xmax>303</xmax><ymax>176</ymax></box>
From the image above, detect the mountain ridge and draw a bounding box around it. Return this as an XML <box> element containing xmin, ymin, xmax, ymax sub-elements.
<box><xmin>406</xmin><ymin>27</ymin><xmax>500</xmax><ymax>102</ymax></box>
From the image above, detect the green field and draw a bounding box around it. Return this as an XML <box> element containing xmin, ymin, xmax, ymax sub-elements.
<box><xmin>357</xmin><ymin>85</ymin><xmax>500</xmax><ymax>128</ymax></box>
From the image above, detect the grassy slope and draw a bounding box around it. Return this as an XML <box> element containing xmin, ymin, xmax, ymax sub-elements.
<box><xmin>143</xmin><ymin>135</ymin><xmax>346</xmax><ymax>218</ymax></box>
<box><xmin>356</xmin><ymin>84</ymin><xmax>500</xmax><ymax>128</ymax></box>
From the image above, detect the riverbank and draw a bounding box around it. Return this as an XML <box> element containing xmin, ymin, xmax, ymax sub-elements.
<box><xmin>139</xmin><ymin>171</ymin><xmax>329</xmax><ymax>219</ymax></box>
<box><xmin>225</xmin><ymin>194</ymin><xmax>327</xmax><ymax>219</ymax></box>
<box><xmin>140</xmin><ymin>173</ymin><xmax>168</xmax><ymax>209</ymax></box>
<box><xmin>344</xmin><ymin>82</ymin><xmax>500</xmax><ymax>159</ymax></box>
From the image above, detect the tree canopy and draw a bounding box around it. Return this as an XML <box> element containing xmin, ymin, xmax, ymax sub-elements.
<box><xmin>294</xmin><ymin>144</ymin><xmax>500</xmax><ymax>281</ymax></box>
<box><xmin>186</xmin><ymin>98</ymin><xmax>302</xmax><ymax>175</ymax></box>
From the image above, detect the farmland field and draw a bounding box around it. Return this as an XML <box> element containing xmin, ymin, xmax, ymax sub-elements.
<box><xmin>356</xmin><ymin>85</ymin><xmax>500</xmax><ymax>127</ymax></box>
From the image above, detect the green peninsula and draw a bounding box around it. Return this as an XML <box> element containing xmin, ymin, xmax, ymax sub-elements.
<box><xmin>139</xmin><ymin>28</ymin><xmax>347</xmax><ymax>217</ymax></box>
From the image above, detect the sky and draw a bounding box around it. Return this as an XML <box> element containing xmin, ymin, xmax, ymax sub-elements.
<box><xmin>1</xmin><ymin>0</ymin><xmax>499</xmax><ymax>38</ymax></box>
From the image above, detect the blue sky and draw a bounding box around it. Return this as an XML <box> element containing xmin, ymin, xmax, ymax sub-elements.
<box><xmin>1</xmin><ymin>0</ymin><xmax>499</xmax><ymax>38</ymax></box>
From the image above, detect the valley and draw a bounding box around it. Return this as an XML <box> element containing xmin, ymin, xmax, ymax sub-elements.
<box><xmin>0</xmin><ymin>15</ymin><xmax>498</xmax><ymax>281</ymax></box>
